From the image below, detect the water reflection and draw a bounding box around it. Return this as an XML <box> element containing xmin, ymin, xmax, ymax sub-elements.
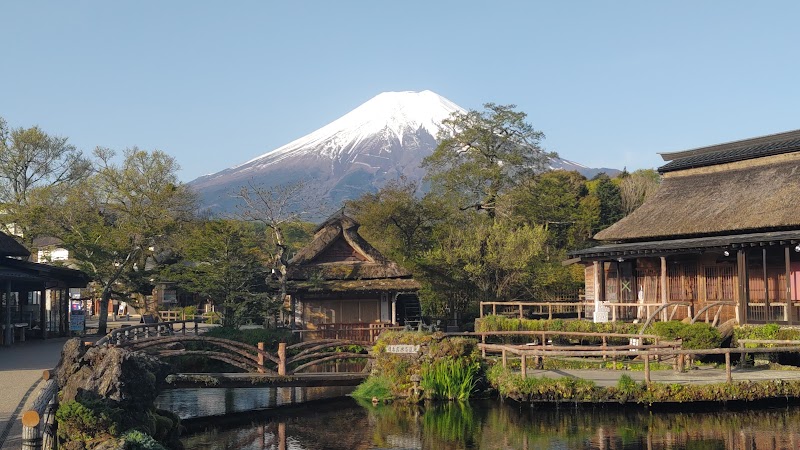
<box><xmin>180</xmin><ymin>392</ymin><xmax>800</xmax><ymax>449</ymax></box>
<box><xmin>155</xmin><ymin>386</ymin><xmax>353</xmax><ymax>420</ymax></box>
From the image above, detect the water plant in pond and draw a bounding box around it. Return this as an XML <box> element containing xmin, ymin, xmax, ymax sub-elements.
<box><xmin>420</xmin><ymin>357</ymin><xmax>481</xmax><ymax>400</ymax></box>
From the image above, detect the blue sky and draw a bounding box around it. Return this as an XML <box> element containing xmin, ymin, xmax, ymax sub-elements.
<box><xmin>2</xmin><ymin>2</ymin><xmax>798</xmax><ymax>182</ymax></box>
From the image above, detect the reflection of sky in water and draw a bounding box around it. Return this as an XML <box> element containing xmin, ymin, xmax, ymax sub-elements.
<box><xmin>155</xmin><ymin>387</ymin><xmax>353</xmax><ymax>419</ymax></box>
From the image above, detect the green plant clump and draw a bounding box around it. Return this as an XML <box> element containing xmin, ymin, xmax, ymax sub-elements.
<box><xmin>121</xmin><ymin>430</ymin><xmax>168</xmax><ymax>450</ymax></box>
<box><xmin>352</xmin><ymin>375</ymin><xmax>394</xmax><ymax>401</ymax></box>
<box><xmin>55</xmin><ymin>399</ymin><xmax>121</xmax><ymax>443</ymax></box>
<box><xmin>476</xmin><ymin>316</ymin><xmax>641</xmax><ymax>345</ymax></box>
<box><xmin>421</xmin><ymin>358</ymin><xmax>481</xmax><ymax>400</ymax></box>
<box><xmin>650</xmin><ymin>321</ymin><xmax>722</xmax><ymax>349</ymax></box>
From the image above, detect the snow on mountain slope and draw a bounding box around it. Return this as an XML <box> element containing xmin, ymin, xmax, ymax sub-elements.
<box><xmin>190</xmin><ymin>90</ymin><xmax>619</xmax><ymax>213</ymax></box>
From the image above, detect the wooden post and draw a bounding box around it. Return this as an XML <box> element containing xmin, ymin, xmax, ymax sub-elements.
<box><xmin>502</xmin><ymin>348</ymin><xmax>507</xmax><ymax>368</ymax></box>
<box><xmin>548</xmin><ymin>305</ymin><xmax>552</xmax><ymax>320</ymax></box>
<box><xmin>21</xmin><ymin>411</ymin><xmax>41</xmax><ymax>450</ymax></box>
<box><xmin>519</xmin><ymin>303</ymin><xmax>523</xmax><ymax>319</ymax></box>
<box><xmin>492</xmin><ymin>303</ymin><xmax>496</xmax><ymax>316</ymax></box>
<box><xmin>520</xmin><ymin>353</ymin><xmax>527</xmax><ymax>378</ymax></box>
<box><xmin>677</xmin><ymin>354</ymin><xmax>685</xmax><ymax>372</ymax></box>
<box><xmin>278</xmin><ymin>342</ymin><xmax>287</xmax><ymax>376</ymax></box>
<box><xmin>391</xmin><ymin>297</ymin><xmax>397</xmax><ymax>325</ymax></box>
<box><xmin>194</xmin><ymin>319</ymin><xmax>199</xmax><ymax>335</ymax></box>
<box><xmin>644</xmin><ymin>351</ymin><xmax>651</xmax><ymax>384</ymax></box>
<box><xmin>786</xmin><ymin>246</ymin><xmax>792</xmax><ymax>324</ymax></box>
<box><xmin>602</xmin><ymin>336</ymin><xmax>607</xmax><ymax>361</ymax></box>
<box><xmin>660</xmin><ymin>256</ymin><xmax>668</xmax><ymax>322</ymax></box>
<box><xmin>257</xmin><ymin>342</ymin><xmax>265</xmax><ymax>373</ymax></box>
<box><xmin>481</xmin><ymin>334</ymin><xmax>486</xmax><ymax>357</ymax></box>
<box><xmin>725</xmin><ymin>351</ymin><xmax>732</xmax><ymax>383</ymax></box>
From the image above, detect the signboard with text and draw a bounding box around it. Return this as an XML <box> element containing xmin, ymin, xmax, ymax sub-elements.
<box><xmin>385</xmin><ymin>344</ymin><xmax>420</xmax><ymax>354</ymax></box>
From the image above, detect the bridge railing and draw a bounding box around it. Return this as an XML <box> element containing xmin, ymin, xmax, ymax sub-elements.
<box><xmin>95</xmin><ymin>319</ymin><xmax>202</xmax><ymax>347</ymax></box>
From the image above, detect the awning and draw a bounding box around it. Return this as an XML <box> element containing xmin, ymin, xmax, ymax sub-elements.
<box><xmin>569</xmin><ymin>230</ymin><xmax>800</xmax><ymax>260</ymax></box>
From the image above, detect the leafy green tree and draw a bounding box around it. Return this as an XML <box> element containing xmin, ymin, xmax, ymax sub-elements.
<box><xmin>424</xmin><ymin>218</ymin><xmax>547</xmax><ymax>304</ymax></box>
<box><xmin>163</xmin><ymin>220</ymin><xmax>269</xmax><ymax>328</ymax></box>
<box><xmin>0</xmin><ymin>117</ymin><xmax>91</xmax><ymax>241</ymax></box>
<box><xmin>54</xmin><ymin>148</ymin><xmax>196</xmax><ymax>334</ymax></box>
<box><xmin>422</xmin><ymin>103</ymin><xmax>555</xmax><ymax>219</ymax></box>
<box><xmin>590</xmin><ymin>173</ymin><xmax>623</xmax><ymax>233</ymax></box>
<box><xmin>346</xmin><ymin>178</ymin><xmax>445</xmax><ymax>263</ymax></box>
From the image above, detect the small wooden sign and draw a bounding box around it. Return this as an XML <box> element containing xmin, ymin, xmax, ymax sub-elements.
<box><xmin>385</xmin><ymin>344</ymin><xmax>420</xmax><ymax>354</ymax></box>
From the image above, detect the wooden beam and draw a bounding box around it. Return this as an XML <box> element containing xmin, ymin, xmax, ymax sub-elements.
<box><xmin>786</xmin><ymin>246</ymin><xmax>792</xmax><ymax>324</ymax></box>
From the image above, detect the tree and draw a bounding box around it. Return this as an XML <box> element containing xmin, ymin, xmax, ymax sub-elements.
<box><xmin>234</xmin><ymin>181</ymin><xmax>321</xmax><ymax>328</ymax></box>
<box><xmin>591</xmin><ymin>173</ymin><xmax>624</xmax><ymax>233</ymax></box>
<box><xmin>54</xmin><ymin>148</ymin><xmax>196</xmax><ymax>334</ymax></box>
<box><xmin>346</xmin><ymin>178</ymin><xmax>444</xmax><ymax>263</ymax></box>
<box><xmin>0</xmin><ymin>117</ymin><xmax>91</xmax><ymax>240</ymax></box>
<box><xmin>163</xmin><ymin>220</ymin><xmax>269</xmax><ymax>328</ymax></box>
<box><xmin>620</xmin><ymin>169</ymin><xmax>660</xmax><ymax>215</ymax></box>
<box><xmin>424</xmin><ymin>218</ymin><xmax>547</xmax><ymax>303</ymax></box>
<box><xmin>422</xmin><ymin>103</ymin><xmax>555</xmax><ymax>219</ymax></box>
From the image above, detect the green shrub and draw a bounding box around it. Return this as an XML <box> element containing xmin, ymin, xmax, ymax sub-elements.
<box><xmin>352</xmin><ymin>375</ymin><xmax>393</xmax><ymax>401</ymax></box>
<box><xmin>651</xmin><ymin>321</ymin><xmax>722</xmax><ymax>349</ymax></box>
<box><xmin>122</xmin><ymin>430</ymin><xmax>168</xmax><ymax>450</ymax></box>
<box><xmin>55</xmin><ymin>399</ymin><xmax>121</xmax><ymax>442</ymax></box>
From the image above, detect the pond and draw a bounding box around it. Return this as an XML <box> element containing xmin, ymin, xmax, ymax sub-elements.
<box><xmin>167</xmin><ymin>388</ymin><xmax>800</xmax><ymax>449</ymax></box>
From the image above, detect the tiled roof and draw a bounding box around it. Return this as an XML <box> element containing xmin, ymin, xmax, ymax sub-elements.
<box><xmin>658</xmin><ymin>129</ymin><xmax>800</xmax><ymax>173</ymax></box>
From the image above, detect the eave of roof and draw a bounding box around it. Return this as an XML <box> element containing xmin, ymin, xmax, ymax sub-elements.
<box><xmin>569</xmin><ymin>230</ymin><xmax>800</xmax><ymax>260</ymax></box>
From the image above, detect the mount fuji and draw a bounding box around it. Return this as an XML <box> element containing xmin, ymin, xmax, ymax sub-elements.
<box><xmin>189</xmin><ymin>90</ymin><xmax>619</xmax><ymax>212</ymax></box>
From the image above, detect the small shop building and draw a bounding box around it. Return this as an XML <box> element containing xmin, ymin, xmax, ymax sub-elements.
<box><xmin>570</xmin><ymin>129</ymin><xmax>800</xmax><ymax>326</ymax></box>
<box><xmin>286</xmin><ymin>213</ymin><xmax>421</xmax><ymax>339</ymax></box>
<box><xmin>0</xmin><ymin>233</ymin><xmax>89</xmax><ymax>345</ymax></box>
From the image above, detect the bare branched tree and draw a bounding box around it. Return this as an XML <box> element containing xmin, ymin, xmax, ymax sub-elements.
<box><xmin>234</xmin><ymin>180</ymin><xmax>325</xmax><ymax>327</ymax></box>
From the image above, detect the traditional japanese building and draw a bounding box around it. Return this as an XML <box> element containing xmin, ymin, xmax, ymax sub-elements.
<box><xmin>570</xmin><ymin>129</ymin><xmax>800</xmax><ymax>325</ymax></box>
<box><xmin>286</xmin><ymin>213</ymin><xmax>421</xmax><ymax>337</ymax></box>
<box><xmin>0</xmin><ymin>233</ymin><xmax>89</xmax><ymax>345</ymax></box>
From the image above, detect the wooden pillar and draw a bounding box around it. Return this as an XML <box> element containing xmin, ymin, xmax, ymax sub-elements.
<box><xmin>786</xmin><ymin>247</ymin><xmax>793</xmax><ymax>324</ymax></box>
<box><xmin>737</xmin><ymin>250</ymin><xmax>749</xmax><ymax>325</ymax></box>
<box><xmin>644</xmin><ymin>352</ymin><xmax>651</xmax><ymax>384</ymax></box>
<box><xmin>660</xmin><ymin>257</ymin><xmax>668</xmax><ymax>322</ymax></box>
<box><xmin>4</xmin><ymin>282</ymin><xmax>12</xmax><ymax>346</ymax></box>
<box><xmin>39</xmin><ymin>289</ymin><xmax>47</xmax><ymax>340</ymax></box>
<box><xmin>725</xmin><ymin>351</ymin><xmax>732</xmax><ymax>383</ymax></box>
<box><xmin>289</xmin><ymin>296</ymin><xmax>296</xmax><ymax>330</ymax></box>
<box><xmin>520</xmin><ymin>353</ymin><xmax>527</xmax><ymax>378</ymax></box>
<box><xmin>763</xmin><ymin>248</ymin><xmax>770</xmax><ymax>311</ymax></box>
<box><xmin>257</xmin><ymin>342</ymin><xmax>265</xmax><ymax>373</ymax></box>
<box><xmin>391</xmin><ymin>294</ymin><xmax>397</xmax><ymax>325</ymax></box>
<box><xmin>599</xmin><ymin>262</ymin><xmax>606</xmax><ymax>302</ymax></box>
<box><xmin>502</xmin><ymin>348</ymin><xmax>507</xmax><ymax>368</ymax></box>
<box><xmin>278</xmin><ymin>342</ymin><xmax>287</xmax><ymax>376</ymax></box>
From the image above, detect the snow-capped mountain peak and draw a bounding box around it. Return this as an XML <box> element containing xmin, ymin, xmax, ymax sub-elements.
<box><xmin>235</xmin><ymin>90</ymin><xmax>463</xmax><ymax>170</ymax></box>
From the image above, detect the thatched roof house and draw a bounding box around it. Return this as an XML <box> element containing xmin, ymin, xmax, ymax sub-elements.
<box><xmin>571</xmin><ymin>129</ymin><xmax>800</xmax><ymax>326</ymax></box>
<box><xmin>286</xmin><ymin>213</ymin><xmax>420</xmax><ymax>334</ymax></box>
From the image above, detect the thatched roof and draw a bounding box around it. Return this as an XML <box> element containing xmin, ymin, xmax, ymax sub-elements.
<box><xmin>0</xmin><ymin>232</ymin><xmax>30</xmax><ymax>258</ymax></box>
<box><xmin>595</xmin><ymin>153</ymin><xmax>800</xmax><ymax>242</ymax></box>
<box><xmin>287</xmin><ymin>213</ymin><xmax>417</xmax><ymax>289</ymax></box>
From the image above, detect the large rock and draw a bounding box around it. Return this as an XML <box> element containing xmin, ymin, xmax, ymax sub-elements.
<box><xmin>55</xmin><ymin>339</ymin><xmax>180</xmax><ymax>449</ymax></box>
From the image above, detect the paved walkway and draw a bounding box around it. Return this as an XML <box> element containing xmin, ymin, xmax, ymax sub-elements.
<box><xmin>0</xmin><ymin>338</ymin><xmax>68</xmax><ymax>450</ymax></box>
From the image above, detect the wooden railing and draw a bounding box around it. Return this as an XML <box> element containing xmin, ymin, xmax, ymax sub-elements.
<box><xmin>293</xmin><ymin>322</ymin><xmax>400</xmax><ymax>343</ymax></box>
<box><xmin>95</xmin><ymin>319</ymin><xmax>202</xmax><ymax>346</ymax></box>
<box><xmin>481</xmin><ymin>340</ymin><xmax>800</xmax><ymax>385</ymax></box>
